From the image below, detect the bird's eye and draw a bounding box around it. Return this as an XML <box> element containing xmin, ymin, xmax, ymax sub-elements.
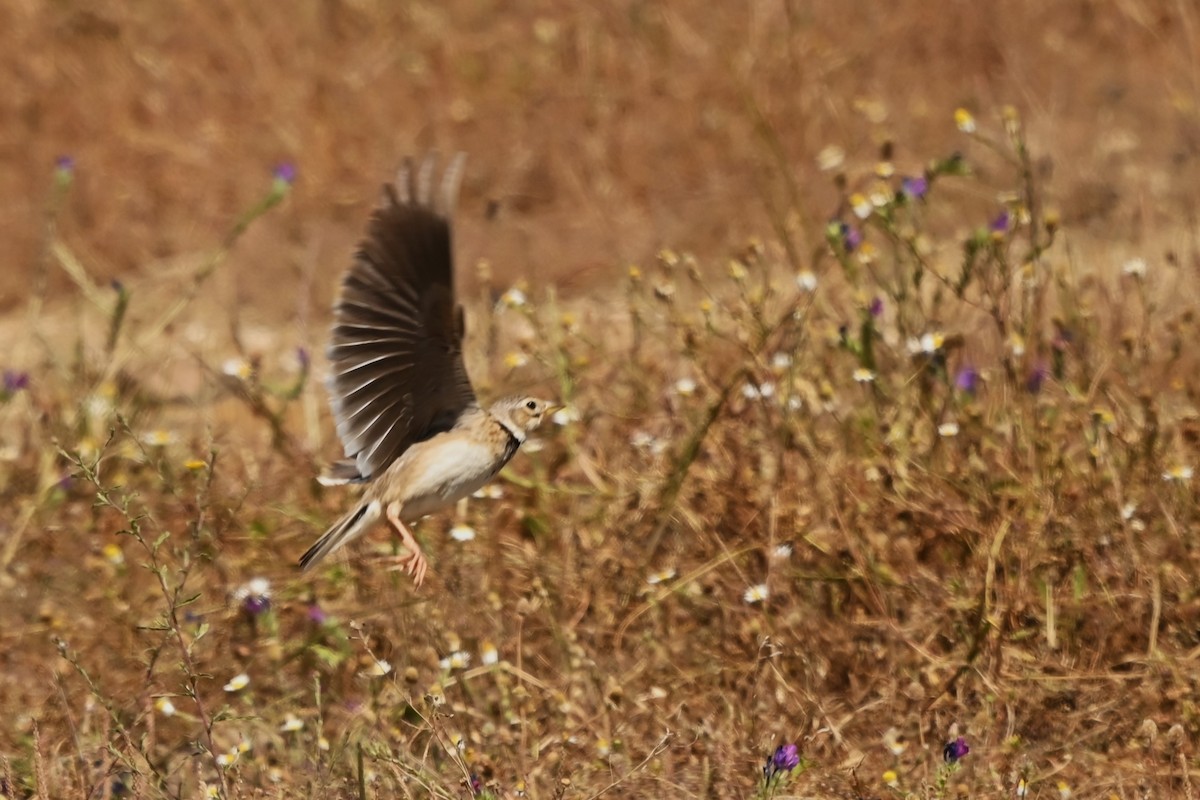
<box><xmin>525</xmin><ymin>400</ymin><xmax>537</xmax><ymax>411</ymax></box>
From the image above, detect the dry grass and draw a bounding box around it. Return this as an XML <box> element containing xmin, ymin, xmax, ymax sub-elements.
<box><xmin>3</xmin><ymin>2</ymin><xmax>1200</xmax><ymax>799</ymax></box>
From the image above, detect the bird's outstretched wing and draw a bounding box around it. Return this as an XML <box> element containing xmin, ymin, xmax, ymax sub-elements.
<box><xmin>325</xmin><ymin>153</ymin><xmax>477</xmax><ymax>482</ymax></box>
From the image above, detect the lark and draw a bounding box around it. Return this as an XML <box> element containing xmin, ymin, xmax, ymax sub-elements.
<box><xmin>300</xmin><ymin>153</ymin><xmax>556</xmax><ymax>586</ymax></box>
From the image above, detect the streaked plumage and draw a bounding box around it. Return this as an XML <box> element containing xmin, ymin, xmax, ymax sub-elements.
<box><xmin>301</xmin><ymin>154</ymin><xmax>556</xmax><ymax>585</ymax></box>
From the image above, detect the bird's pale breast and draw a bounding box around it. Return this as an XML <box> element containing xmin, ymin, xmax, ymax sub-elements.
<box><xmin>375</xmin><ymin>424</ymin><xmax>512</xmax><ymax>521</ymax></box>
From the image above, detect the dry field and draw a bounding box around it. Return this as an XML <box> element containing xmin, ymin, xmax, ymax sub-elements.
<box><xmin>3</xmin><ymin>1</ymin><xmax>1200</xmax><ymax>798</ymax></box>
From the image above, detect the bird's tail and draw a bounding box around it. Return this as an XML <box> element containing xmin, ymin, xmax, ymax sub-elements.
<box><xmin>299</xmin><ymin>500</ymin><xmax>382</xmax><ymax>570</ymax></box>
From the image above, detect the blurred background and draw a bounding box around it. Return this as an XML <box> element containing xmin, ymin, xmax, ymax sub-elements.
<box><xmin>4</xmin><ymin>0</ymin><xmax>1198</xmax><ymax>320</ymax></box>
<box><xmin>4</xmin><ymin>4</ymin><xmax>1200</xmax><ymax>795</ymax></box>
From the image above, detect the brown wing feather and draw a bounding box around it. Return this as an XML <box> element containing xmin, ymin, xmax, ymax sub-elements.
<box><xmin>326</xmin><ymin>153</ymin><xmax>477</xmax><ymax>481</ymax></box>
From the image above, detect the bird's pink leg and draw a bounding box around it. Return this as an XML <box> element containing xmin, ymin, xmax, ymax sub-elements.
<box><xmin>384</xmin><ymin>502</ymin><xmax>428</xmax><ymax>587</ymax></box>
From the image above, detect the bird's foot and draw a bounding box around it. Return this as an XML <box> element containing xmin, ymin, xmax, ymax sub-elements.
<box><xmin>381</xmin><ymin>546</ymin><xmax>428</xmax><ymax>587</ymax></box>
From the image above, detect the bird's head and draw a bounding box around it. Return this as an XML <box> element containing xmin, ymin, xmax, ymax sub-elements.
<box><xmin>490</xmin><ymin>396</ymin><xmax>560</xmax><ymax>441</ymax></box>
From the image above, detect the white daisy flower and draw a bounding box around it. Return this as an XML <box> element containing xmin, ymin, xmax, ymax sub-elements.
<box><xmin>223</xmin><ymin>673</ymin><xmax>250</xmax><ymax>692</ymax></box>
<box><xmin>221</xmin><ymin>357</ymin><xmax>253</xmax><ymax>380</ymax></box>
<box><xmin>1163</xmin><ymin>465</ymin><xmax>1194</xmax><ymax>482</ymax></box>
<box><xmin>907</xmin><ymin>332</ymin><xmax>945</xmax><ymax>355</ymax></box>
<box><xmin>551</xmin><ymin>405</ymin><xmax>580</xmax><ymax>426</ymax></box>
<box><xmin>155</xmin><ymin>697</ymin><xmax>176</xmax><ymax>717</ymax></box>
<box><xmin>500</xmin><ymin>287</ymin><xmax>527</xmax><ymax>307</ymax></box>
<box><xmin>439</xmin><ymin>651</ymin><xmax>471</xmax><ymax>671</ymax></box>
<box><xmin>480</xmin><ymin>641</ymin><xmax>499</xmax><ymax>665</ymax></box>
<box><xmin>362</xmin><ymin>659</ymin><xmax>392</xmax><ymax>677</ymax></box>
<box><xmin>853</xmin><ymin>368</ymin><xmax>876</xmax><ymax>383</ymax></box>
<box><xmin>646</xmin><ymin>567</ymin><xmax>676</xmax><ymax>585</ymax></box>
<box><xmin>816</xmin><ymin>145</ymin><xmax>845</xmax><ymax>171</ymax></box>
<box><xmin>743</xmin><ymin>583</ymin><xmax>769</xmax><ymax>604</ymax></box>
<box><xmin>141</xmin><ymin>429</ymin><xmax>177</xmax><ymax>447</ymax></box>
<box><xmin>630</xmin><ymin>431</ymin><xmax>663</xmax><ymax>453</ymax></box>
<box><xmin>450</xmin><ymin>524</ymin><xmax>477</xmax><ymax>542</ymax></box>
<box><xmin>937</xmin><ymin>422</ymin><xmax>960</xmax><ymax>437</ymax></box>
<box><xmin>771</xmin><ymin>543</ymin><xmax>793</xmax><ymax>560</ymax></box>
<box><xmin>796</xmin><ymin>271</ymin><xmax>818</xmax><ymax>292</ymax></box>
<box><xmin>1122</xmin><ymin>258</ymin><xmax>1147</xmax><ymax>278</ymax></box>
<box><xmin>280</xmin><ymin>714</ymin><xmax>304</xmax><ymax>733</ymax></box>
<box><xmin>673</xmin><ymin>377</ymin><xmax>698</xmax><ymax>396</ymax></box>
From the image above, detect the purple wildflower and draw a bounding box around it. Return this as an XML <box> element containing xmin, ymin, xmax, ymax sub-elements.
<box><xmin>306</xmin><ymin>603</ymin><xmax>328</xmax><ymax>624</ymax></box>
<box><xmin>468</xmin><ymin>774</ymin><xmax>483</xmax><ymax>796</ymax></box>
<box><xmin>868</xmin><ymin>297</ymin><xmax>884</xmax><ymax>318</ymax></box>
<box><xmin>900</xmin><ymin>175</ymin><xmax>928</xmax><ymax>200</ymax></box>
<box><xmin>235</xmin><ymin>578</ymin><xmax>272</xmax><ymax>617</ymax></box>
<box><xmin>955</xmin><ymin>365</ymin><xmax>979</xmax><ymax>394</ymax></box>
<box><xmin>54</xmin><ymin>473</ymin><xmax>73</xmax><ymax>492</ymax></box>
<box><xmin>772</xmin><ymin>743</ymin><xmax>800</xmax><ymax>771</ymax></box>
<box><xmin>3</xmin><ymin>370</ymin><xmax>29</xmax><ymax>394</ymax></box>
<box><xmin>296</xmin><ymin>346</ymin><xmax>311</xmax><ymax>369</ymax></box>
<box><xmin>1025</xmin><ymin>363</ymin><xmax>1049</xmax><ymax>394</ymax></box>
<box><xmin>243</xmin><ymin>595</ymin><xmax>270</xmax><ymax>616</ymax></box>
<box><xmin>841</xmin><ymin>223</ymin><xmax>863</xmax><ymax>252</ymax></box>
<box><xmin>989</xmin><ymin>210</ymin><xmax>1011</xmax><ymax>233</ymax></box>
<box><xmin>763</xmin><ymin>742</ymin><xmax>801</xmax><ymax>781</ymax></box>
<box><xmin>55</xmin><ymin>155</ymin><xmax>75</xmax><ymax>174</ymax></box>
<box><xmin>943</xmin><ymin>736</ymin><xmax>970</xmax><ymax>764</ymax></box>
<box><xmin>273</xmin><ymin>162</ymin><xmax>297</xmax><ymax>186</ymax></box>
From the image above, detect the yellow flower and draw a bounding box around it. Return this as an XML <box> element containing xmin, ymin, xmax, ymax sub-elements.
<box><xmin>883</xmin><ymin>769</ymin><xmax>899</xmax><ymax>788</ymax></box>
<box><xmin>627</xmin><ymin>265</ymin><xmax>642</xmax><ymax>279</ymax></box>
<box><xmin>954</xmin><ymin>108</ymin><xmax>977</xmax><ymax>133</ymax></box>
<box><xmin>503</xmin><ymin>352</ymin><xmax>529</xmax><ymax>369</ymax></box>
<box><xmin>183</xmin><ymin>458</ymin><xmax>207</xmax><ymax>471</ymax></box>
<box><xmin>856</xmin><ymin>242</ymin><xmax>877</xmax><ymax>265</ymax></box>
<box><xmin>102</xmin><ymin>543</ymin><xmax>125</xmax><ymax>566</ymax></box>
<box><xmin>1009</xmin><ymin>333</ymin><xmax>1026</xmax><ymax>357</ymax></box>
<box><xmin>850</xmin><ymin>193</ymin><xmax>872</xmax><ymax>220</ymax></box>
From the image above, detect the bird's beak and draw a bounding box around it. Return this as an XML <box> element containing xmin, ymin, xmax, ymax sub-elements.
<box><xmin>547</xmin><ymin>402</ymin><xmax>566</xmax><ymax>415</ymax></box>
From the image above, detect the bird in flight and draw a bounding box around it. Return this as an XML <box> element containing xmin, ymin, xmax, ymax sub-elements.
<box><xmin>300</xmin><ymin>153</ymin><xmax>557</xmax><ymax>586</ymax></box>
